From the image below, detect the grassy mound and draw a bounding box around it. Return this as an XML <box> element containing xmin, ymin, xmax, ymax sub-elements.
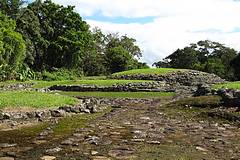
<box><xmin>112</xmin><ymin>68</ymin><xmax>183</xmax><ymax>76</ymax></box>
<box><xmin>58</xmin><ymin>91</ymin><xmax>175</xmax><ymax>99</ymax></box>
<box><xmin>213</xmin><ymin>81</ymin><xmax>240</xmax><ymax>89</ymax></box>
<box><xmin>0</xmin><ymin>91</ymin><xmax>78</xmax><ymax>109</ymax></box>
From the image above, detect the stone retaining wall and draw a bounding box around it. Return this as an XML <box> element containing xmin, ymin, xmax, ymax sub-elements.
<box><xmin>111</xmin><ymin>70</ymin><xmax>225</xmax><ymax>86</ymax></box>
<box><xmin>48</xmin><ymin>81</ymin><xmax>175</xmax><ymax>92</ymax></box>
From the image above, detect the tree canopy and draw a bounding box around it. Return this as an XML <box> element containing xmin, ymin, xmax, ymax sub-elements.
<box><xmin>0</xmin><ymin>0</ymin><xmax>148</xmax><ymax>80</ymax></box>
<box><xmin>153</xmin><ymin>40</ymin><xmax>238</xmax><ymax>80</ymax></box>
<box><xmin>0</xmin><ymin>12</ymin><xmax>26</xmax><ymax>80</ymax></box>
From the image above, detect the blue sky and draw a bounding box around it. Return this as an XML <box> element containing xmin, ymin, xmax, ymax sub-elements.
<box><xmin>83</xmin><ymin>14</ymin><xmax>156</xmax><ymax>24</ymax></box>
<box><xmin>42</xmin><ymin>0</ymin><xmax>240</xmax><ymax>64</ymax></box>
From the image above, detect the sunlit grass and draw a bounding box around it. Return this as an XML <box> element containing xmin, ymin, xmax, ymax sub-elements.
<box><xmin>58</xmin><ymin>91</ymin><xmax>175</xmax><ymax>99</ymax></box>
<box><xmin>0</xmin><ymin>91</ymin><xmax>78</xmax><ymax>109</ymax></box>
<box><xmin>112</xmin><ymin>68</ymin><xmax>184</xmax><ymax>76</ymax></box>
<box><xmin>213</xmin><ymin>81</ymin><xmax>240</xmax><ymax>89</ymax></box>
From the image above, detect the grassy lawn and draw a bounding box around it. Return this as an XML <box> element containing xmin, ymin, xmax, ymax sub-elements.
<box><xmin>58</xmin><ymin>91</ymin><xmax>175</xmax><ymax>99</ymax></box>
<box><xmin>213</xmin><ymin>81</ymin><xmax>240</xmax><ymax>89</ymax></box>
<box><xmin>0</xmin><ymin>91</ymin><xmax>78</xmax><ymax>109</ymax></box>
<box><xmin>112</xmin><ymin>68</ymin><xmax>184</xmax><ymax>76</ymax></box>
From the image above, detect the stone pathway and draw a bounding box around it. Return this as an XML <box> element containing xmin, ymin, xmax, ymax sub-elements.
<box><xmin>0</xmin><ymin>98</ymin><xmax>240</xmax><ymax>160</ymax></box>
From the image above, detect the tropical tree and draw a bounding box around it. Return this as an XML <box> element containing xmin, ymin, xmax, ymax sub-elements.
<box><xmin>154</xmin><ymin>40</ymin><xmax>237</xmax><ymax>80</ymax></box>
<box><xmin>0</xmin><ymin>12</ymin><xmax>26</xmax><ymax>80</ymax></box>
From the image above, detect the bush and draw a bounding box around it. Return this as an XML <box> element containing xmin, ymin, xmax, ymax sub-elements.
<box><xmin>42</xmin><ymin>68</ymin><xmax>82</xmax><ymax>81</ymax></box>
<box><xmin>17</xmin><ymin>64</ymin><xmax>37</xmax><ymax>81</ymax></box>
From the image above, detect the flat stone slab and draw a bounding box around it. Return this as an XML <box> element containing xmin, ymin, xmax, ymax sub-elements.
<box><xmin>0</xmin><ymin>157</ymin><xmax>15</xmax><ymax>160</ymax></box>
<box><xmin>40</xmin><ymin>156</ymin><xmax>56</xmax><ymax>160</ymax></box>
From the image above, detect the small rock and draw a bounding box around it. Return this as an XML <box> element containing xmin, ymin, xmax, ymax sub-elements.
<box><xmin>92</xmin><ymin>156</ymin><xmax>111</xmax><ymax>160</ymax></box>
<box><xmin>146</xmin><ymin>141</ymin><xmax>161</xmax><ymax>144</ymax></box>
<box><xmin>0</xmin><ymin>113</ymin><xmax>10</xmax><ymax>120</ymax></box>
<box><xmin>61</xmin><ymin>139</ymin><xmax>73</xmax><ymax>145</ymax></box>
<box><xmin>46</xmin><ymin>147</ymin><xmax>62</xmax><ymax>155</ymax></box>
<box><xmin>0</xmin><ymin>157</ymin><xmax>15</xmax><ymax>160</ymax></box>
<box><xmin>140</xmin><ymin>117</ymin><xmax>150</xmax><ymax>120</ymax></box>
<box><xmin>91</xmin><ymin>151</ymin><xmax>99</xmax><ymax>155</ymax></box>
<box><xmin>196</xmin><ymin>146</ymin><xmax>208</xmax><ymax>152</ymax></box>
<box><xmin>85</xmin><ymin>136</ymin><xmax>100</xmax><ymax>145</ymax></box>
<box><xmin>50</xmin><ymin>110</ymin><xmax>66</xmax><ymax>117</ymax></box>
<box><xmin>82</xmin><ymin>109</ymin><xmax>91</xmax><ymax>114</ymax></box>
<box><xmin>0</xmin><ymin>143</ymin><xmax>17</xmax><ymax>148</ymax></box>
<box><xmin>131</xmin><ymin>139</ymin><xmax>145</xmax><ymax>142</ymax></box>
<box><xmin>41</xmin><ymin>156</ymin><xmax>56</xmax><ymax>160</ymax></box>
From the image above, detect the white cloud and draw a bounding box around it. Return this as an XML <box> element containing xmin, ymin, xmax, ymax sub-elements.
<box><xmin>53</xmin><ymin>0</ymin><xmax>240</xmax><ymax>65</ymax></box>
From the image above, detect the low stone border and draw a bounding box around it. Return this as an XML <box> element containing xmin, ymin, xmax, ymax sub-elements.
<box><xmin>48</xmin><ymin>81</ymin><xmax>174</xmax><ymax>92</ymax></box>
<box><xmin>110</xmin><ymin>70</ymin><xmax>225</xmax><ymax>86</ymax></box>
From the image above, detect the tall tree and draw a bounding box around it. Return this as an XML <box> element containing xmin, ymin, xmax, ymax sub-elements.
<box><xmin>0</xmin><ymin>12</ymin><xmax>26</xmax><ymax>80</ymax></box>
<box><xmin>24</xmin><ymin>0</ymin><xmax>91</xmax><ymax>73</ymax></box>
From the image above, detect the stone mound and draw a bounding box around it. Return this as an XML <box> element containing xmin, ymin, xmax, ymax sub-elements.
<box><xmin>111</xmin><ymin>70</ymin><xmax>225</xmax><ymax>86</ymax></box>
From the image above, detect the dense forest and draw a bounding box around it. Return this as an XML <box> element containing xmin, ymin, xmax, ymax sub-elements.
<box><xmin>0</xmin><ymin>0</ymin><xmax>148</xmax><ymax>81</ymax></box>
<box><xmin>153</xmin><ymin>40</ymin><xmax>240</xmax><ymax>81</ymax></box>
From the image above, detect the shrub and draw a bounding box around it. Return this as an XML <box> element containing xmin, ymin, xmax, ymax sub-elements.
<box><xmin>42</xmin><ymin>68</ymin><xmax>82</xmax><ymax>81</ymax></box>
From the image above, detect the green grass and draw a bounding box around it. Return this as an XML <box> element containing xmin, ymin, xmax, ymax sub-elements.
<box><xmin>112</xmin><ymin>68</ymin><xmax>184</xmax><ymax>76</ymax></box>
<box><xmin>213</xmin><ymin>81</ymin><xmax>240</xmax><ymax>89</ymax></box>
<box><xmin>0</xmin><ymin>91</ymin><xmax>78</xmax><ymax>109</ymax></box>
<box><xmin>58</xmin><ymin>91</ymin><xmax>175</xmax><ymax>99</ymax></box>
